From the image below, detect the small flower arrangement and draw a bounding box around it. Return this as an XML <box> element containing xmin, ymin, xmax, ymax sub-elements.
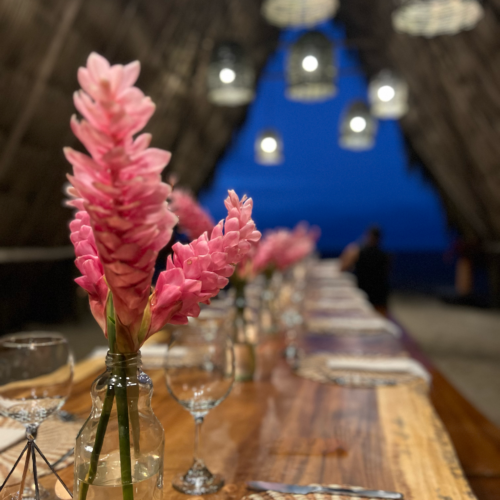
<box><xmin>66</xmin><ymin>53</ymin><xmax>261</xmax><ymax>352</ymax></box>
<box><xmin>65</xmin><ymin>53</ymin><xmax>261</xmax><ymax>500</ymax></box>
<box><xmin>252</xmin><ymin>222</ymin><xmax>320</xmax><ymax>277</ymax></box>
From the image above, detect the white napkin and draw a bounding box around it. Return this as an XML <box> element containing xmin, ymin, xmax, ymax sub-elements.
<box><xmin>326</xmin><ymin>356</ymin><xmax>431</xmax><ymax>383</ymax></box>
<box><xmin>0</xmin><ymin>427</ymin><xmax>25</xmax><ymax>452</ymax></box>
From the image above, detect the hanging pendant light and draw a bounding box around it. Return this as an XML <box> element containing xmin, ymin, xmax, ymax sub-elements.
<box><xmin>286</xmin><ymin>31</ymin><xmax>336</xmax><ymax>102</ymax></box>
<box><xmin>392</xmin><ymin>0</ymin><xmax>483</xmax><ymax>37</ymax></box>
<box><xmin>262</xmin><ymin>0</ymin><xmax>339</xmax><ymax>28</ymax></box>
<box><xmin>368</xmin><ymin>70</ymin><xmax>409</xmax><ymax>119</ymax></box>
<box><xmin>339</xmin><ymin>102</ymin><xmax>377</xmax><ymax>151</ymax></box>
<box><xmin>255</xmin><ymin>130</ymin><xmax>283</xmax><ymax>165</ymax></box>
<box><xmin>207</xmin><ymin>42</ymin><xmax>255</xmax><ymax>106</ymax></box>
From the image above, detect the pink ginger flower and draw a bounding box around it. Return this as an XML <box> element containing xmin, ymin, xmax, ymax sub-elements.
<box><xmin>278</xmin><ymin>223</ymin><xmax>319</xmax><ymax>270</ymax></box>
<box><xmin>148</xmin><ymin>191</ymin><xmax>261</xmax><ymax>337</ymax></box>
<box><xmin>253</xmin><ymin>223</ymin><xmax>319</xmax><ymax>274</ymax></box>
<box><xmin>65</xmin><ymin>53</ymin><xmax>177</xmax><ymax>349</ymax></box>
<box><xmin>169</xmin><ymin>189</ymin><xmax>215</xmax><ymax>240</ymax></box>
<box><xmin>65</xmin><ymin>52</ymin><xmax>261</xmax><ymax>352</ymax></box>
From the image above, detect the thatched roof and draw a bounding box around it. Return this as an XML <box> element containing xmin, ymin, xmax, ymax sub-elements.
<box><xmin>0</xmin><ymin>0</ymin><xmax>278</xmax><ymax>248</ymax></box>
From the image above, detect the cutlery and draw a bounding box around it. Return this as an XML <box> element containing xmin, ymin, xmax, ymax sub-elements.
<box><xmin>247</xmin><ymin>481</ymin><xmax>403</xmax><ymax>499</ymax></box>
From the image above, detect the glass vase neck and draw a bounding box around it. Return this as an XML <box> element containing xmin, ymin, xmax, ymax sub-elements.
<box><xmin>105</xmin><ymin>351</ymin><xmax>142</xmax><ymax>370</ymax></box>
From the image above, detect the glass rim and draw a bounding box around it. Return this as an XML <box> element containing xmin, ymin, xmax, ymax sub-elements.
<box><xmin>0</xmin><ymin>331</ymin><xmax>69</xmax><ymax>348</ymax></box>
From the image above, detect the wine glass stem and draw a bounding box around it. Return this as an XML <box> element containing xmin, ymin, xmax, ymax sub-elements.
<box><xmin>25</xmin><ymin>424</ymin><xmax>38</xmax><ymax>441</ymax></box>
<box><xmin>193</xmin><ymin>416</ymin><xmax>204</xmax><ymax>466</ymax></box>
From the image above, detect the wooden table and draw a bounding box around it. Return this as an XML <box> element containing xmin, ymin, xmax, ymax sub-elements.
<box><xmin>43</xmin><ymin>330</ymin><xmax>500</xmax><ymax>500</ymax></box>
<box><xmin>402</xmin><ymin>332</ymin><xmax>500</xmax><ymax>500</ymax></box>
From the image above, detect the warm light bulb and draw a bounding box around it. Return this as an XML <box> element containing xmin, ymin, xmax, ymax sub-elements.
<box><xmin>219</xmin><ymin>68</ymin><xmax>236</xmax><ymax>84</ymax></box>
<box><xmin>302</xmin><ymin>55</ymin><xmax>319</xmax><ymax>72</ymax></box>
<box><xmin>261</xmin><ymin>137</ymin><xmax>278</xmax><ymax>153</ymax></box>
<box><xmin>349</xmin><ymin>116</ymin><xmax>367</xmax><ymax>133</ymax></box>
<box><xmin>377</xmin><ymin>85</ymin><xmax>395</xmax><ymax>102</ymax></box>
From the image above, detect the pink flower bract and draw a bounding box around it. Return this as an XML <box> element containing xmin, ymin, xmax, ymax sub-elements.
<box><xmin>253</xmin><ymin>223</ymin><xmax>319</xmax><ymax>275</ymax></box>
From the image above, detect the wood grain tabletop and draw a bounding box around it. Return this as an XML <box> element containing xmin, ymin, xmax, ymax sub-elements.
<box><xmin>31</xmin><ymin>331</ymin><xmax>500</xmax><ymax>500</ymax></box>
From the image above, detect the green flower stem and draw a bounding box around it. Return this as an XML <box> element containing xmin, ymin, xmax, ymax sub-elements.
<box><xmin>79</xmin><ymin>292</ymin><xmax>135</xmax><ymax>500</ymax></box>
<box><xmin>78</xmin><ymin>378</ymin><xmax>115</xmax><ymax>500</ymax></box>
<box><xmin>126</xmin><ymin>361</ymin><xmax>141</xmax><ymax>456</ymax></box>
<box><xmin>115</xmin><ymin>362</ymin><xmax>134</xmax><ymax>500</ymax></box>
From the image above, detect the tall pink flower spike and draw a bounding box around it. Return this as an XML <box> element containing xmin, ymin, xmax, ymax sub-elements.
<box><xmin>66</xmin><ymin>53</ymin><xmax>261</xmax><ymax>352</ymax></box>
<box><xmin>169</xmin><ymin>189</ymin><xmax>215</xmax><ymax>240</ymax></box>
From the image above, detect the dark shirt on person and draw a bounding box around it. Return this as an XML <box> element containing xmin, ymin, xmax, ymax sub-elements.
<box><xmin>354</xmin><ymin>245</ymin><xmax>390</xmax><ymax>307</ymax></box>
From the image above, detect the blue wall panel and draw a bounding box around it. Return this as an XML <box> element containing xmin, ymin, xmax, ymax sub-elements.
<box><xmin>199</xmin><ymin>22</ymin><xmax>450</xmax><ymax>253</ymax></box>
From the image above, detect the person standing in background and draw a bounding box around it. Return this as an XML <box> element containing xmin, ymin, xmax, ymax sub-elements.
<box><xmin>340</xmin><ymin>226</ymin><xmax>390</xmax><ymax>315</ymax></box>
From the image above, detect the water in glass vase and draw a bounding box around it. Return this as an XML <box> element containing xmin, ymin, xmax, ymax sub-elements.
<box><xmin>75</xmin><ymin>455</ymin><xmax>163</xmax><ymax>500</ymax></box>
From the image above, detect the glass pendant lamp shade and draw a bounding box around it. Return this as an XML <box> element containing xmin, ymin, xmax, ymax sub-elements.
<box><xmin>286</xmin><ymin>31</ymin><xmax>336</xmax><ymax>102</ymax></box>
<box><xmin>368</xmin><ymin>70</ymin><xmax>409</xmax><ymax>119</ymax></box>
<box><xmin>207</xmin><ymin>42</ymin><xmax>255</xmax><ymax>106</ymax></box>
<box><xmin>392</xmin><ymin>0</ymin><xmax>484</xmax><ymax>37</ymax></box>
<box><xmin>339</xmin><ymin>102</ymin><xmax>377</xmax><ymax>151</ymax></box>
<box><xmin>255</xmin><ymin>130</ymin><xmax>283</xmax><ymax>165</ymax></box>
<box><xmin>262</xmin><ymin>0</ymin><xmax>339</xmax><ymax>28</ymax></box>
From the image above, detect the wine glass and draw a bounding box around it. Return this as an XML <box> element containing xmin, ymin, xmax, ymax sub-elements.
<box><xmin>164</xmin><ymin>322</ymin><xmax>234</xmax><ymax>495</ymax></box>
<box><xmin>0</xmin><ymin>332</ymin><xmax>74</xmax><ymax>499</ymax></box>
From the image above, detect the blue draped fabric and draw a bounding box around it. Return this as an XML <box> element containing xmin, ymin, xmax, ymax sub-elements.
<box><xmin>199</xmin><ymin>22</ymin><xmax>450</xmax><ymax>253</ymax></box>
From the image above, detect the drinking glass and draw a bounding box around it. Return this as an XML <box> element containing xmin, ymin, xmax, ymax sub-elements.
<box><xmin>164</xmin><ymin>323</ymin><xmax>234</xmax><ymax>495</ymax></box>
<box><xmin>0</xmin><ymin>332</ymin><xmax>74</xmax><ymax>499</ymax></box>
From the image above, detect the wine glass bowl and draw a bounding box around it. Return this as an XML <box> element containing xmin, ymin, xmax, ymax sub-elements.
<box><xmin>165</xmin><ymin>323</ymin><xmax>234</xmax><ymax>495</ymax></box>
<box><xmin>0</xmin><ymin>332</ymin><xmax>74</xmax><ymax>500</ymax></box>
<box><xmin>0</xmin><ymin>333</ymin><xmax>73</xmax><ymax>428</ymax></box>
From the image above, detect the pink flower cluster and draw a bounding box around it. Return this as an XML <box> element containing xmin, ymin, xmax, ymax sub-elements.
<box><xmin>169</xmin><ymin>189</ymin><xmax>215</xmax><ymax>240</ymax></box>
<box><xmin>68</xmin><ymin>197</ymin><xmax>108</xmax><ymax>332</ymax></box>
<box><xmin>149</xmin><ymin>191</ymin><xmax>260</xmax><ymax>335</ymax></box>
<box><xmin>66</xmin><ymin>53</ymin><xmax>260</xmax><ymax>352</ymax></box>
<box><xmin>253</xmin><ymin>223</ymin><xmax>320</xmax><ymax>275</ymax></box>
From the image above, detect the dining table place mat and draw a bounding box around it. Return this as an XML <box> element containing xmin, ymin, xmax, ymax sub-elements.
<box><xmin>304</xmin><ymin>298</ymin><xmax>372</xmax><ymax>312</ymax></box>
<box><xmin>0</xmin><ymin>414</ymin><xmax>81</xmax><ymax>484</ymax></box>
<box><xmin>306</xmin><ymin>290</ymin><xmax>368</xmax><ymax>301</ymax></box>
<box><xmin>243</xmin><ymin>488</ymin><xmax>370</xmax><ymax>500</ymax></box>
<box><xmin>306</xmin><ymin>316</ymin><xmax>401</xmax><ymax>337</ymax></box>
<box><xmin>296</xmin><ymin>353</ymin><xmax>430</xmax><ymax>388</ymax></box>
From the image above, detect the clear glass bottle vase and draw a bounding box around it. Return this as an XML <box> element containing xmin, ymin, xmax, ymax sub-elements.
<box><xmin>259</xmin><ymin>270</ymin><xmax>281</xmax><ymax>336</ymax></box>
<box><xmin>74</xmin><ymin>352</ymin><xmax>164</xmax><ymax>500</ymax></box>
<box><xmin>231</xmin><ymin>282</ymin><xmax>258</xmax><ymax>382</ymax></box>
